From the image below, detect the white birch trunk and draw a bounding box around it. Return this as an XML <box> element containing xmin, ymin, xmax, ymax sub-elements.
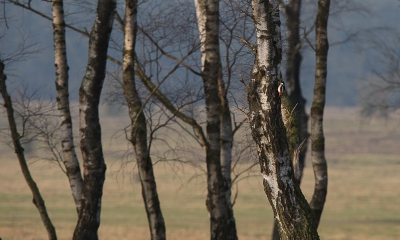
<box><xmin>248</xmin><ymin>1</ymin><xmax>319</xmax><ymax>239</ymax></box>
<box><xmin>51</xmin><ymin>0</ymin><xmax>83</xmax><ymax>214</ymax></box>
<box><xmin>195</xmin><ymin>0</ymin><xmax>237</xmax><ymax>239</ymax></box>
<box><xmin>122</xmin><ymin>1</ymin><xmax>166</xmax><ymax>239</ymax></box>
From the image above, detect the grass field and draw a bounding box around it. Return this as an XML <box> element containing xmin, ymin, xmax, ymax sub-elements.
<box><xmin>0</xmin><ymin>107</ymin><xmax>399</xmax><ymax>239</ymax></box>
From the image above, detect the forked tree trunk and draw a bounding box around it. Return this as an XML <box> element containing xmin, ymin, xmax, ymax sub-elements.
<box><xmin>0</xmin><ymin>61</ymin><xmax>57</xmax><ymax>240</ymax></box>
<box><xmin>51</xmin><ymin>0</ymin><xmax>83</xmax><ymax>214</ymax></box>
<box><xmin>248</xmin><ymin>1</ymin><xmax>319</xmax><ymax>239</ymax></box>
<box><xmin>194</xmin><ymin>0</ymin><xmax>237</xmax><ymax>239</ymax></box>
<box><xmin>310</xmin><ymin>0</ymin><xmax>330</xmax><ymax>228</ymax></box>
<box><xmin>73</xmin><ymin>0</ymin><xmax>116</xmax><ymax>239</ymax></box>
<box><xmin>122</xmin><ymin>1</ymin><xmax>166</xmax><ymax>239</ymax></box>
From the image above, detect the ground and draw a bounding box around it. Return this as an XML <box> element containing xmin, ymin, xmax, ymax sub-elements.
<box><xmin>0</xmin><ymin>107</ymin><xmax>399</xmax><ymax>239</ymax></box>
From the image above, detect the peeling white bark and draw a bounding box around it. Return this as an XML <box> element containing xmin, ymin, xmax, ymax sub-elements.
<box><xmin>251</xmin><ymin>1</ymin><xmax>270</xmax><ymax>71</ymax></box>
<box><xmin>251</xmin><ymin>0</ymin><xmax>282</xmax><ymax>78</ymax></box>
<box><xmin>194</xmin><ymin>0</ymin><xmax>207</xmax><ymax>69</ymax></box>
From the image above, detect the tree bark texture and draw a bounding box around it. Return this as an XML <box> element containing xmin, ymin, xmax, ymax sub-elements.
<box><xmin>195</xmin><ymin>0</ymin><xmax>238</xmax><ymax>239</ymax></box>
<box><xmin>272</xmin><ymin>91</ymin><xmax>302</xmax><ymax>240</ymax></box>
<box><xmin>280</xmin><ymin>93</ymin><xmax>301</xmax><ymax>182</ymax></box>
<box><xmin>283</xmin><ymin>0</ymin><xmax>308</xmax><ymax>182</ymax></box>
<box><xmin>310</xmin><ymin>0</ymin><xmax>330</xmax><ymax>228</ymax></box>
<box><xmin>249</xmin><ymin>1</ymin><xmax>319</xmax><ymax>239</ymax></box>
<box><xmin>73</xmin><ymin>0</ymin><xmax>116</xmax><ymax>239</ymax></box>
<box><xmin>0</xmin><ymin>61</ymin><xmax>57</xmax><ymax>240</ymax></box>
<box><xmin>273</xmin><ymin>2</ymin><xmax>305</xmax><ymax>238</ymax></box>
<box><xmin>122</xmin><ymin>1</ymin><xmax>166</xmax><ymax>239</ymax></box>
<box><xmin>51</xmin><ymin>0</ymin><xmax>83</xmax><ymax>214</ymax></box>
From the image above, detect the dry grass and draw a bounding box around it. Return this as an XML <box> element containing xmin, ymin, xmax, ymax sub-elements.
<box><xmin>0</xmin><ymin>107</ymin><xmax>399</xmax><ymax>239</ymax></box>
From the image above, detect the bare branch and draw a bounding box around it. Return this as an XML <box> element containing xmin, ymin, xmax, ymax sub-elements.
<box><xmin>138</xmin><ymin>26</ymin><xmax>201</xmax><ymax>76</ymax></box>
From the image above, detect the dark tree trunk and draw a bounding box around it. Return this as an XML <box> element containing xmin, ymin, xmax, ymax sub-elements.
<box><xmin>249</xmin><ymin>1</ymin><xmax>319</xmax><ymax>239</ymax></box>
<box><xmin>219</xmin><ymin>74</ymin><xmax>233</xmax><ymax>204</ymax></box>
<box><xmin>218</xmin><ymin>52</ymin><xmax>235</xmax><ymax>222</ymax></box>
<box><xmin>51</xmin><ymin>0</ymin><xmax>83</xmax><ymax>214</ymax></box>
<box><xmin>284</xmin><ymin>0</ymin><xmax>308</xmax><ymax>182</ymax></box>
<box><xmin>195</xmin><ymin>0</ymin><xmax>237</xmax><ymax>239</ymax></box>
<box><xmin>122</xmin><ymin>1</ymin><xmax>166</xmax><ymax>239</ymax></box>
<box><xmin>0</xmin><ymin>61</ymin><xmax>57</xmax><ymax>240</ymax></box>
<box><xmin>73</xmin><ymin>0</ymin><xmax>116</xmax><ymax>239</ymax></box>
<box><xmin>310</xmin><ymin>0</ymin><xmax>330</xmax><ymax>228</ymax></box>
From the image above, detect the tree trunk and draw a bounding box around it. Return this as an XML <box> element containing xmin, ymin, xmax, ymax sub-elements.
<box><xmin>122</xmin><ymin>1</ymin><xmax>166</xmax><ymax>239</ymax></box>
<box><xmin>218</xmin><ymin>51</ymin><xmax>234</xmax><ymax>211</ymax></box>
<box><xmin>272</xmin><ymin>91</ymin><xmax>303</xmax><ymax>239</ymax></box>
<box><xmin>0</xmin><ymin>61</ymin><xmax>57</xmax><ymax>240</ymax></box>
<box><xmin>51</xmin><ymin>0</ymin><xmax>83</xmax><ymax>214</ymax></box>
<box><xmin>218</xmin><ymin>74</ymin><xmax>234</xmax><ymax>214</ymax></box>
<box><xmin>310</xmin><ymin>0</ymin><xmax>330</xmax><ymax>228</ymax></box>
<box><xmin>195</xmin><ymin>0</ymin><xmax>237</xmax><ymax>239</ymax></box>
<box><xmin>248</xmin><ymin>1</ymin><xmax>319</xmax><ymax>239</ymax></box>
<box><xmin>73</xmin><ymin>0</ymin><xmax>116</xmax><ymax>239</ymax></box>
<box><xmin>272</xmin><ymin>2</ymin><xmax>305</xmax><ymax>238</ymax></box>
<box><xmin>284</xmin><ymin>0</ymin><xmax>308</xmax><ymax>182</ymax></box>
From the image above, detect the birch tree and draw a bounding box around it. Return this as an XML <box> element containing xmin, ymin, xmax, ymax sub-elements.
<box><xmin>121</xmin><ymin>0</ymin><xmax>166</xmax><ymax>239</ymax></box>
<box><xmin>0</xmin><ymin>60</ymin><xmax>57</xmax><ymax>240</ymax></box>
<box><xmin>272</xmin><ymin>2</ymin><xmax>306</xmax><ymax>238</ymax></box>
<box><xmin>194</xmin><ymin>0</ymin><xmax>237</xmax><ymax>239</ymax></box>
<box><xmin>247</xmin><ymin>0</ymin><xmax>319</xmax><ymax>238</ymax></box>
<box><xmin>6</xmin><ymin>1</ymin><xmax>248</xmax><ymax>238</ymax></box>
<box><xmin>51</xmin><ymin>0</ymin><xmax>83</xmax><ymax>214</ymax></box>
<box><xmin>310</xmin><ymin>0</ymin><xmax>330</xmax><ymax>228</ymax></box>
<box><xmin>73</xmin><ymin>0</ymin><xmax>116</xmax><ymax>239</ymax></box>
